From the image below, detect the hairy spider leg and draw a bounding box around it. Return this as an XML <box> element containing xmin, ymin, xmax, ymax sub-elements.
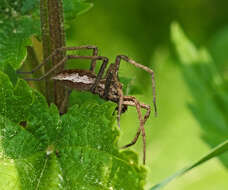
<box><xmin>20</xmin><ymin>55</ymin><xmax>109</xmax><ymax>107</ymax></box>
<box><xmin>120</xmin><ymin>96</ymin><xmax>150</xmax><ymax>164</ymax></box>
<box><xmin>116</xmin><ymin>84</ymin><xmax>124</xmax><ymax>128</ymax></box>
<box><xmin>103</xmin><ymin>63</ymin><xmax>123</xmax><ymax>127</ymax></box>
<box><xmin>16</xmin><ymin>46</ymin><xmax>99</xmax><ymax>113</ymax></box>
<box><xmin>115</xmin><ymin>55</ymin><xmax>157</xmax><ymax>117</ymax></box>
<box><xmin>103</xmin><ymin>63</ymin><xmax>115</xmax><ymax>99</ymax></box>
<box><xmin>59</xmin><ymin>89</ymin><xmax>72</xmax><ymax>115</ymax></box>
<box><xmin>21</xmin><ymin>55</ymin><xmax>108</xmax><ymax>83</ymax></box>
<box><xmin>17</xmin><ymin>45</ymin><xmax>99</xmax><ymax>75</ymax></box>
<box><xmin>102</xmin><ymin>63</ymin><xmax>124</xmax><ymax>127</ymax></box>
<box><xmin>113</xmin><ymin>74</ymin><xmax>124</xmax><ymax>128</ymax></box>
<box><xmin>121</xmin><ymin>97</ymin><xmax>151</xmax><ymax>151</ymax></box>
<box><xmin>90</xmin><ymin>57</ymin><xmax>108</xmax><ymax>93</ymax></box>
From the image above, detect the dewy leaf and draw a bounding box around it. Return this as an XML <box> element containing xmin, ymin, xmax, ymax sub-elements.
<box><xmin>56</xmin><ymin>103</ymin><xmax>146</xmax><ymax>190</ymax></box>
<box><xmin>0</xmin><ymin>115</ymin><xmax>44</xmax><ymax>159</ymax></box>
<box><xmin>149</xmin><ymin>140</ymin><xmax>228</xmax><ymax>190</ymax></box>
<box><xmin>0</xmin><ymin>71</ymin><xmax>146</xmax><ymax>189</ymax></box>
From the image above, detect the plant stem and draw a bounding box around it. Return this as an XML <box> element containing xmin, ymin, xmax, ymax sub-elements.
<box><xmin>40</xmin><ymin>0</ymin><xmax>67</xmax><ymax>112</ymax></box>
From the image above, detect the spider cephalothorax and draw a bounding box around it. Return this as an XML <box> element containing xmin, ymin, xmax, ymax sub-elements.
<box><xmin>17</xmin><ymin>45</ymin><xmax>157</xmax><ymax>164</ymax></box>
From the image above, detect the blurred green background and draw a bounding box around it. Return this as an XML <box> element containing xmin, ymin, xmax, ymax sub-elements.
<box><xmin>66</xmin><ymin>0</ymin><xmax>228</xmax><ymax>189</ymax></box>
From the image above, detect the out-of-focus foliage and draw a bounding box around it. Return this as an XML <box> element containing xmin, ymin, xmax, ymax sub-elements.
<box><xmin>171</xmin><ymin>22</ymin><xmax>228</xmax><ymax>168</ymax></box>
<box><xmin>210</xmin><ymin>27</ymin><xmax>228</xmax><ymax>78</ymax></box>
<box><xmin>63</xmin><ymin>0</ymin><xmax>93</xmax><ymax>20</ymax></box>
<box><xmin>150</xmin><ymin>140</ymin><xmax>228</xmax><ymax>190</ymax></box>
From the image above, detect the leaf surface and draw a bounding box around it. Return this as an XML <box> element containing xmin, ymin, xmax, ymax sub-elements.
<box><xmin>0</xmin><ymin>71</ymin><xmax>146</xmax><ymax>190</ymax></box>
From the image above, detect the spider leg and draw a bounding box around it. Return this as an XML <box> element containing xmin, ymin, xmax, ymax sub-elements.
<box><xmin>17</xmin><ymin>45</ymin><xmax>99</xmax><ymax>74</ymax></box>
<box><xmin>22</xmin><ymin>55</ymin><xmax>108</xmax><ymax>81</ymax></box>
<box><xmin>103</xmin><ymin>64</ymin><xmax>115</xmax><ymax>99</ymax></box>
<box><xmin>114</xmin><ymin>55</ymin><xmax>157</xmax><ymax>117</ymax></box>
<box><xmin>59</xmin><ymin>88</ymin><xmax>72</xmax><ymax>115</ymax></box>
<box><xmin>114</xmin><ymin>75</ymin><xmax>124</xmax><ymax>128</ymax></box>
<box><xmin>117</xmin><ymin>86</ymin><xmax>124</xmax><ymax>128</ymax></box>
<box><xmin>22</xmin><ymin>56</ymin><xmax>68</xmax><ymax>81</ymax></box>
<box><xmin>120</xmin><ymin>96</ymin><xmax>149</xmax><ymax>164</ymax></box>
<box><xmin>102</xmin><ymin>63</ymin><xmax>124</xmax><ymax>127</ymax></box>
<box><xmin>121</xmin><ymin>97</ymin><xmax>151</xmax><ymax>149</ymax></box>
<box><xmin>90</xmin><ymin>57</ymin><xmax>108</xmax><ymax>93</ymax></box>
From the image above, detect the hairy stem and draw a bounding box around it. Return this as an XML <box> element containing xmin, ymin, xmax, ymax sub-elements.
<box><xmin>40</xmin><ymin>0</ymin><xmax>67</xmax><ymax>112</ymax></box>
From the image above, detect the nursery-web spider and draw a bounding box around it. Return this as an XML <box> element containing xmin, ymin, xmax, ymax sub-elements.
<box><xmin>17</xmin><ymin>45</ymin><xmax>157</xmax><ymax>164</ymax></box>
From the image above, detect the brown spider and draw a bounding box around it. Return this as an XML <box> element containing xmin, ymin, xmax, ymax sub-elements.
<box><xmin>17</xmin><ymin>45</ymin><xmax>157</xmax><ymax>164</ymax></box>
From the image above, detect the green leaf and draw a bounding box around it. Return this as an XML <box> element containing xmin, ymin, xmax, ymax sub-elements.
<box><xmin>21</xmin><ymin>0</ymin><xmax>40</xmax><ymax>14</ymax></box>
<box><xmin>0</xmin><ymin>0</ymin><xmax>92</xmax><ymax>71</ymax></box>
<box><xmin>171</xmin><ymin>22</ymin><xmax>228</xmax><ymax>168</ymax></box>
<box><xmin>63</xmin><ymin>0</ymin><xmax>93</xmax><ymax>31</ymax></box>
<box><xmin>2</xmin><ymin>63</ymin><xmax>18</xmax><ymax>86</ymax></box>
<box><xmin>150</xmin><ymin>140</ymin><xmax>228</xmax><ymax>190</ymax></box>
<box><xmin>0</xmin><ymin>0</ymin><xmax>40</xmax><ymax>71</ymax></box>
<box><xmin>0</xmin><ymin>71</ymin><xmax>146</xmax><ymax>189</ymax></box>
<box><xmin>0</xmin><ymin>16</ymin><xmax>40</xmax><ymax>70</ymax></box>
<box><xmin>0</xmin><ymin>0</ymin><xmax>39</xmax><ymax>18</ymax></box>
<box><xmin>209</xmin><ymin>27</ymin><xmax>228</xmax><ymax>80</ymax></box>
<box><xmin>0</xmin><ymin>115</ymin><xmax>44</xmax><ymax>159</ymax></box>
<box><xmin>171</xmin><ymin>22</ymin><xmax>212</xmax><ymax>64</ymax></box>
<box><xmin>63</xmin><ymin>0</ymin><xmax>93</xmax><ymax>21</ymax></box>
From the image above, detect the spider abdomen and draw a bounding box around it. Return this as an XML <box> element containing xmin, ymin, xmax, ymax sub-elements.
<box><xmin>52</xmin><ymin>69</ymin><xmax>96</xmax><ymax>91</ymax></box>
<box><xmin>52</xmin><ymin>69</ymin><xmax>120</xmax><ymax>103</ymax></box>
